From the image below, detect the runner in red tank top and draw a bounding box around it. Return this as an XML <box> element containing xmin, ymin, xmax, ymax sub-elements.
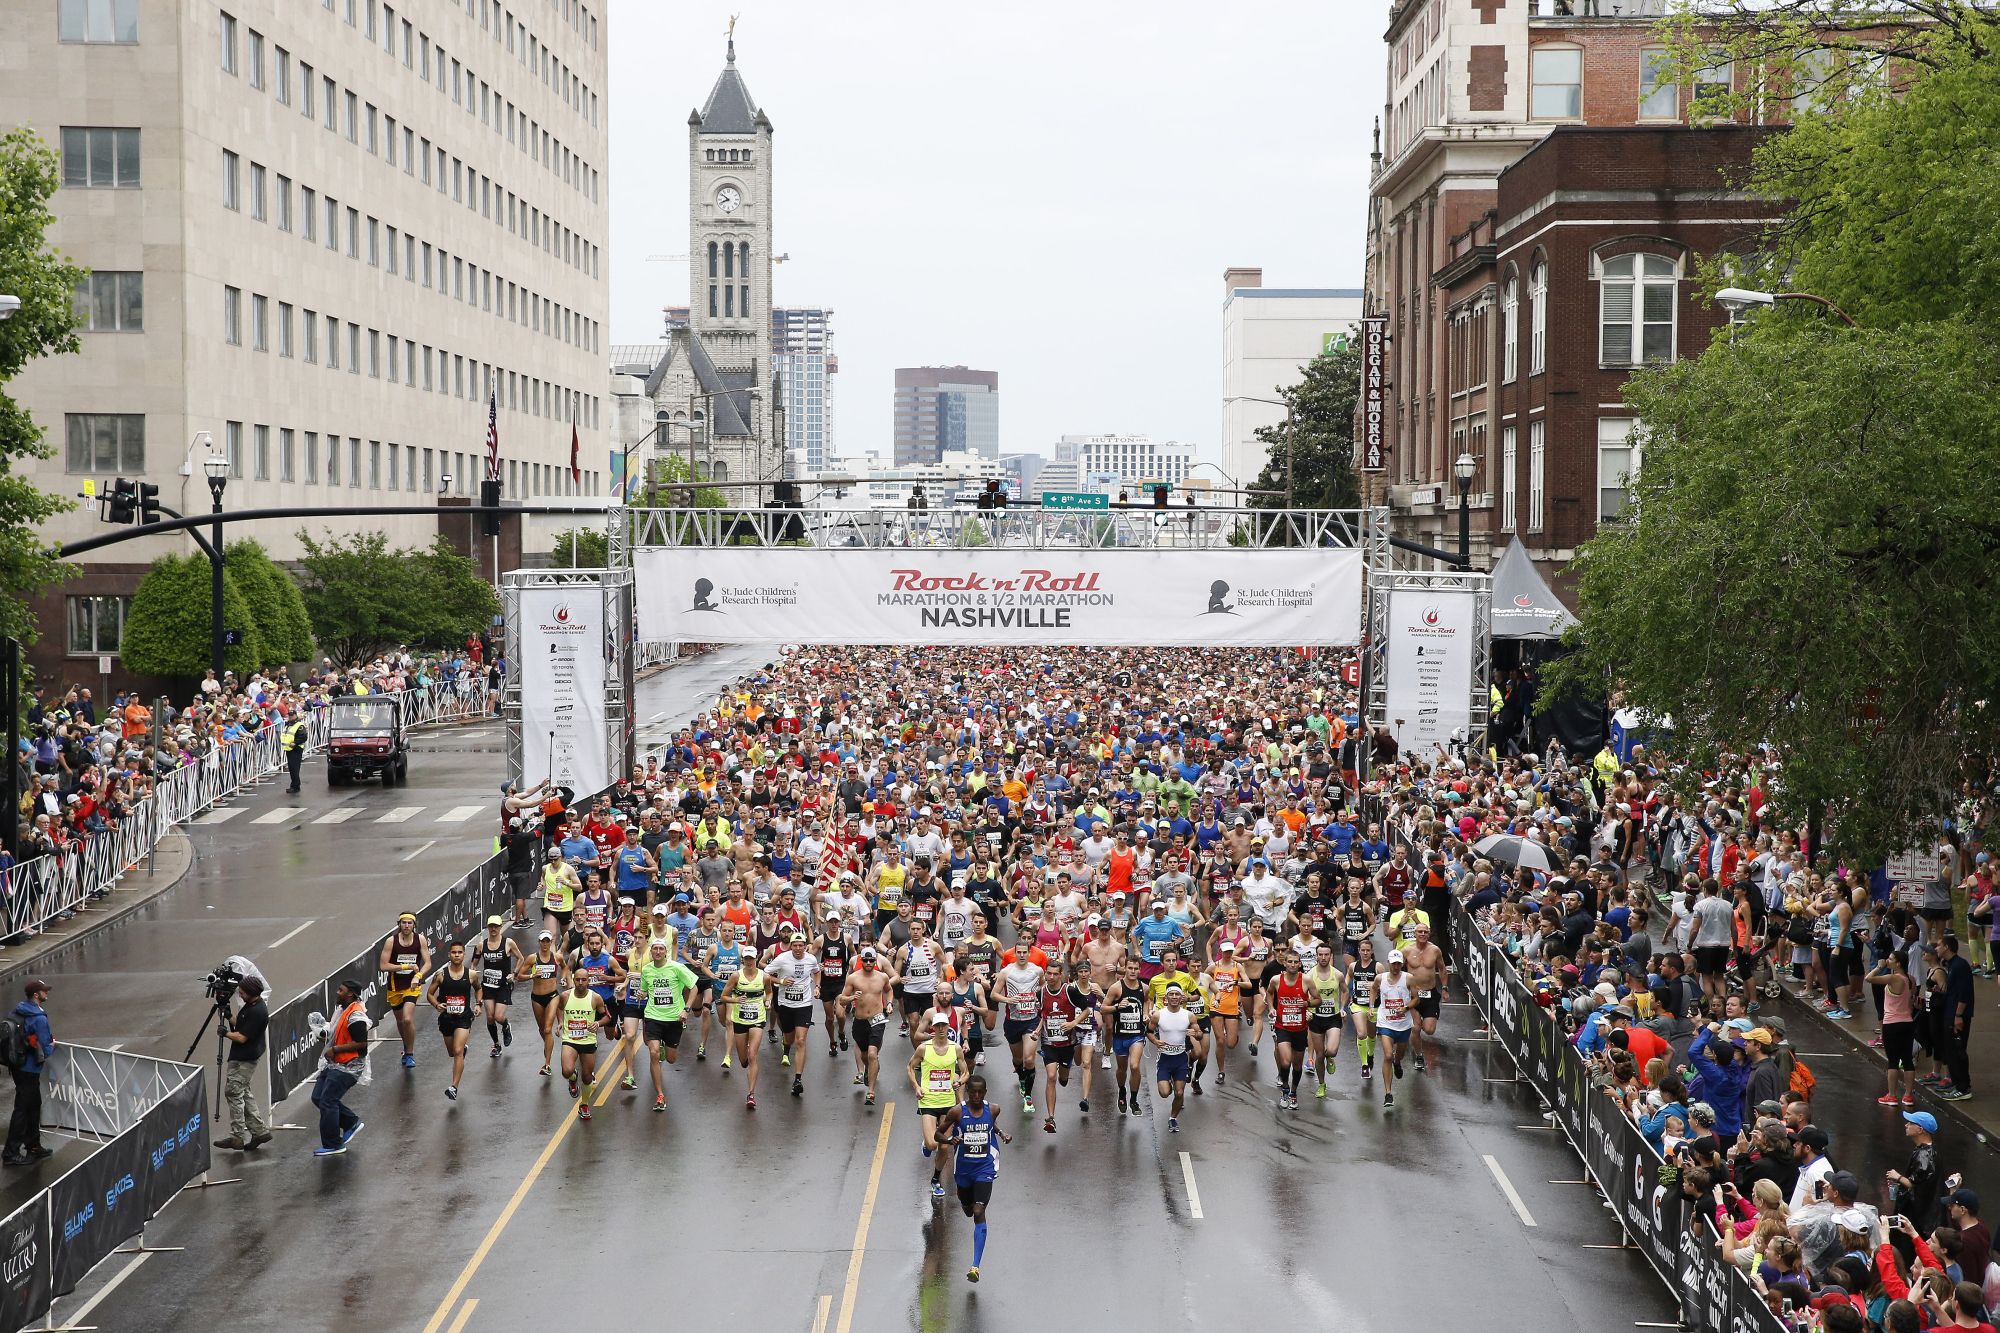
<box><xmin>1259</xmin><ymin>953</ymin><xmax>1313</xmax><ymax>1110</ymax></box>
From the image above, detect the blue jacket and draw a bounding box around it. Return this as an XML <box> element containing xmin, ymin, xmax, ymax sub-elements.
<box><xmin>1687</xmin><ymin>1030</ymin><xmax>1748</xmax><ymax>1136</ymax></box>
<box><xmin>1638</xmin><ymin>1100</ymin><xmax>1688</xmax><ymax>1154</ymax></box>
<box><xmin>13</xmin><ymin>1001</ymin><xmax>53</xmax><ymax>1075</ymax></box>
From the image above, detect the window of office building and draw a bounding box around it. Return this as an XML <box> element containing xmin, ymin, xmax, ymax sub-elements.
<box><xmin>73</xmin><ymin>271</ymin><xmax>142</xmax><ymax>332</ymax></box>
<box><xmin>223</xmin><ymin>285</ymin><xmax>241</xmax><ymax>344</ymax></box>
<box><xmin>67</xmin><ymin>596</ymin><xmax>128</xmax><ymax>655</ymax></box>
<box><xmin>1599</xmin><ymin>254</ymin><xmax>1678</xmax><ymax>366</ymax></box>
<box><xmin>1529</xmin><ymin>424</ymin><xmax>1546</xmax><ymax>532</ymax></box>
<box><xmin>254</xmin><ymin>423</ymin><xmax>270</xmax><ymax>479</ymax></box>
<box><xmin>60</xmin><ymin>127</ymin><xmax>140</xmax><ymax>188</ymax></box>
<box><xmin>1530</xmin><ymin>46</ymin><xmax>1582</xmax><ymax>119</ymax></box>
<box><xmin>1598</xmin><ymin>417</ymin><xmax>1641</xmax><ymax>521</ymax></box>
<box><xmin>65</xmin><ymin>413</ymin><xmax>143</xmax><ymax>473</ymax></box>
<box><xmin>280</xmin><ymin>428</ymin><xmax>295</xmax><ymax>481</ymax></box>
<box><xmin>60</xmin><ymin>0</ymin><xmax>139</xmax><ymax>43</ymax></box>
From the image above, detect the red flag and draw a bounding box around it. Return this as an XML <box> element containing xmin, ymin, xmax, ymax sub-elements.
<box><xmin>569</xmin><ymin>409</ymin><xmax>580</xmax><ymax>484</ymax></box>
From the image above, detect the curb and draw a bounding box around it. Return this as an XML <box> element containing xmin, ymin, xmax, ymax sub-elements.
<box><xmin>1767</xmin><ymin>973</ymin><xmax>2000</xmax><ymax>1148</ymax></box>
<box><xmin>0</xmin><ymin>831</ymin><xmax>196</xmax><ymax>984</ymax></box>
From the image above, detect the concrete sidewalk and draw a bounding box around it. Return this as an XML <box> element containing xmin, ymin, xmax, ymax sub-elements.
<box><xmin>0</xmin><ymin>831</ymin><xmax>194</xmax><ymax>984</ymax></box>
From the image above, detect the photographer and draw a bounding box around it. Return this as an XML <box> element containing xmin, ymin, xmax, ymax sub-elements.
<box><xmin>214</xmin><ymin>974</ymin><xmax>271</xmax><ymax>1151</ymax></box>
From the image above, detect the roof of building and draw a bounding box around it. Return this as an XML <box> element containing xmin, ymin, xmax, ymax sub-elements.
<box><xmin>696</xmin><ymin>40</ymin><xmax>761</xmax><ymax>136</ymax></box>
<box><xmin>1226</xmin><ymin>288</ymin><xmax>1366</xmax><ymax>301</ymax></box>
<box><xmin>616</xmin><ymin>334</ymin><xmax>752</xmax><ymax>439</ymax></box>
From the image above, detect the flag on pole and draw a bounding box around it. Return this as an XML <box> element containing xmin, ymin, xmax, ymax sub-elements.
<box><xmin>569</xmin><ymin>409</ymin><xmax>580</xmax><ymax>484</ymax></box>
<box><xmin>484</xmin><ymin>389</ymin><xmax>500</xmax><ymax>481</ymax></box>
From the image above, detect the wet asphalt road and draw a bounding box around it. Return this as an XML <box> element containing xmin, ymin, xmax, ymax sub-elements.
<box><xmin>33</xmin><ymin>641</ymin><xmax>1977</xmax><ymax>1329</ymax></box>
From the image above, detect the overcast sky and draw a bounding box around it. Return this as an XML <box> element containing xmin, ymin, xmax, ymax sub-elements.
<box><xmin>607</xmin><ymin>1</ymin><xmax>1382</xmax><ymax>465</ymax></box>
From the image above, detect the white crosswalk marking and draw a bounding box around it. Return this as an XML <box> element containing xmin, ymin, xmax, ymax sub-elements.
<box><xmin>201</xmin><ymin>807</ymin><xmax>244</xmax><ymax>823</ymax></box>
<box><xmin>377</xmin><ymin>807</ymin><xmax>424</xmax><ymax>824</ymax></box>
<box><xmin>313</xmin><ymin>808</ymin><xmax>361</xmax><ymax>825</ymax></box>
<box><xmin>251</xmin><ymin>807</ymin><xmax>306</xmax><ymax>825</ymax></box>
<box><xmin>436</xmin><ymin>805</ymin><xmax>483</xmax><ymax>823</ymax></box>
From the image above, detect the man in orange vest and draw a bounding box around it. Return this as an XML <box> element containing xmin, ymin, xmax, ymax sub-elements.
<box><xmin>312</xmin><ymin>979</ymin><xmax>371</xmax><ymax>1157</ymax></box>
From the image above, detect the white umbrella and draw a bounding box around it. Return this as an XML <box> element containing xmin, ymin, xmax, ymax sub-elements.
<box><xmin>1473</xmin><ymin>834</ymin><xmax>1560</xmax><ymax>874</ymax></box>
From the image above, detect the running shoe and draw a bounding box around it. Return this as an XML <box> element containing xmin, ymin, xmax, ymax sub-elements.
<box><xmin>1249</xmin><ymin>1042</ymin><xmax>1259</xmax><ymax>1057</ymax></box>
<box><xmin>1043</xmin><ymin>1117</ymin><xmax>1056</xmax><ymax>1134</ymax></box>
<box><xmin>865</xmin><ymin>1092</ymin><xmax>876</xmax><ymax>1106</ymax></box>
<box><xmin>792</xmin><ymin>1076</ymin><xmax>804</xmax><ymax>1097</ymax></box>
<box><xmin>1217</xmin><ymin>1070</ymin><xmax>1226</xmax><ymax>1086</ymax></box>
<box><xmin>490</xmin><ymin>1046</ymin><xmax>501</xmax><ymax>1059</ymax></box>
<box><xmin>622</xmin><ymin>1075</ymin><xmax>637</xmax><ymax>1090</ymax></box>
<box><xmin>501</xmin><ymin>1023</ymin><xmax>513</xmax><ymax>1048</ymax></box>
<box><xmin>840</xmin><ymin>1034</ymin><xmax>850</xmax><ymax>1052</ymax></box>
<box><xmin>966</xmin><ymin>1267</ymin><xmax>980</xmax><ymax>1283</ymax></box>
<box><xmin>854</xmin><ymin>1072</ymin><xmax>866</xmax><ymax>1086</ymax></box>
<box><xmin>1826</xmin><ymin>1009</ymin><xmax>1852</xmax><ymax>1020</ymax></box>
<box><xmin>1383</xmin><ymin>1092</ymin><xmax>1395</xmax><ymax>1109</ymax></box>
<box><xmin>1191</xmin><ymin>1079</ymin><xmax>1203</xmax><ymax>1097</ymax></box>
<box><xmin>746</xmin><ymin>1094</ymin><xmax>757</xmax><ymax>1111</ymax></box>
<box><xmin>512</xmin><ymin>917</ymin><xmax>533</xmax><ymax>929</ymax></box>
<box><xmin>568</xmin><ymin>1076</ymin><xmax>578</xmax><ymax>1098</ymax></box>
<box><xmin>1022</xmin><ymin>1095</ymin><xmax>1035</xmax><ymax>1114</ymax></box>
<box><xmin>1868</xmin><ymin>1037</ymin><xmax>1884</xmax><ymax>1049</ymax></box>
<box><xmin>1316</xmin><ymin>1081</ymin><xmax>1327</xmax><ymax>1100</ymax></box>
<box><xmin>1902</xmin><ymin>1095</ymin><xmax>1917</xmax><ymax>1107</ymax></box>
<box><xmin>1168</xmin><ymin>1116</ymin><xmax>1179</xmax><ymax>1133</ymax></box>
<box><xmin>1877</xmin><ymin>1095</ymin><xmax>1900</xmax><ymax>1106</ymax></box>
<box><xmin>540</xmin><ymin>1064</ymin><xmax>551</xmax><ymax>1077</ymax></box>
<box><xmin>654</xmin><ymin>1095</ymin><xmax>667</xmax><ymax>1112</ymax></box>
<box><xmin>697</xmin><ymin>1043</ymin><xmax>707</xmax><ymax>1061</ymax></box>
<box><xmin>340</xmin><ymin>1121</ymin><xmax>365</xmax><ymax>1146</ymax></box>
<box><xmin>931</xmin><ymin>1180</ymin><xmax>946</xmax><ymax>1200</ymax></box>
<box><xmin>974</xmin><ymin>1051</ymin><xmax>985</xmax><ymax>1067</ymax></box>
<box><xmin>579</xmin><ymin>1103</ymin><xmax>592</xmax><ymax>1121</ymax></box>
<box><xmin>444</xmin><ymin>1086</ymin><xmax>458</xmax><ymax>1101</ymax></box>
<box><xmin>1101</xmin><ymin>1053</ymin><xmax>1112</xmax><ymax>1070</ymax></box>
<box><xmin>1394</xmin><ymin>1060</ymin><xmax>1406</xmax><ymax>1079</ymax></box>
<box><xmin>721</xmin><ymin>1053</ymin><xmax>733</xmax><ymax>1070</ymax></box>
<box><xmin>768</xmin><ymin>1028</ymin><xmax>779</xmax><ymax>1044</ymax></box>
<box><xmin>1362</xmin><ymin>1062</ymin><xmax>1373</xmax><ymax>1081</ymax></box>
<box><xmin>1415</xmin><ymin>1056</ymin><xmax>1427</xmax><ymax>1073</ymax></box>
<box><xmin>1079</xmin><ymin>1098</ymin><xmax>1090</xmax><ymax>1114</ymax></box>
<box><xmin>401</xmin><ymin>1052</ymin><xmax>416</xmax><ymax>1069</ymax></box>
<box><xmin>314</xmin><ymin>1145</ymin><xmax>347</xmax><ymax>1157</ymax></box>
<box><xmin>1129</xmin><ymin>1100</ymin><xmax>1143</xmax><ymax>1117</ymax></box>
<box><xmin>782</xmin><ymin>1052</ymin><xmax>792</xmax><ymax>1068</ymax></box>
<box><xmin>1939</xmin><ymin>1088</ymin><xmax>1973</xmax><ymax>1101</ymax></box>
<box><xmin>1118</xmin><ymin>1092</ymin><xmax>1129</xmax><ymax>1113</ymax></box>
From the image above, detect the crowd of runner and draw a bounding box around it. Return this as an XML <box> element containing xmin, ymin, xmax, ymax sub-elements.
<box><xmin>307</xmin><ymin>641</ymin><xmax>1998</xmax><ymax>1318</ymax></box>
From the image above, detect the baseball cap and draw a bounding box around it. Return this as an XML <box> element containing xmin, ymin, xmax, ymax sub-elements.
<box><xmin>1834</xmin><ymin>1208</ymin><xmax>1870</xmax><ymax>1233</ymax></box>
<box><xmin>617</xmin><ymin>895</ymin><xmax>635</xmax><ymax>906</ymax></box>
<box><xmin>788</xmin><ymin>931</ymin><xmax>807</xmax><ymax>943</ymax></box>
<box><xmin>1150</xmin><ymin>900</ymin><xmax>1167</xmax><ymax>910</ymax></box>
<box><xmin>1724</xmin><ymin>1017</ymin><xmax>1755</xmax><ymax>1033</ymax></box>
<box><xmin>538</xmin><ymin>931</ymin><xmax>554</xmax><ymax>941</ymax></box>
<box><xmin>1828</xmin><ymin>1170</ymin><xmax>1862</xmax><ymax>1200</ymax></box>
<box><xmin>1218</xmin><ymin>939</ymin><xmax>1237</xmax><ymax>952</ymax></box>
<box><xmin>486</xmin><ymin>915</ymin><xmax>504</xmax><ymax>926</ymax></box>
<box><xmin>1743</xmin><ymin>1027</ymin><xmax>1775</xmax><ymax>1046</ymax></box>
<box><xmin>651</xmin><ymin>904</ymin><xmax>670</xmax><ymax>916</ymax></box>
<box><xmin>1795</xmin><ymin>1125</ymin><xmax>1830</xmax><ymax>1152</ymax></box>
<box><xmin>860</xmin><ymin>946</ymin><xmax>878</xmax><ymax>960</ymax></box>
<box><xmin>1946</xmin><ymin>1188</ymin><xmax>1982</xmax><ymax>1212</ymax></box>
<box><xmin>1903</xmin><ymin>1111</ymin><xmax>1939</xmax><ymax>1133</ymax></box>
<box><xmin>672</xmin><ymin>892</ymin><xmax>691</xmax><ymax>904</ymax></box>
<box><xmin>1386</xmin><ymin>949</ymin><xmax>1404</xmax><ymax>964</ymax></box>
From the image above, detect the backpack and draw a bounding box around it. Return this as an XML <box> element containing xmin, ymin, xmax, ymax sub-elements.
<box><xmin>1789</xmin><ymin>1055</ymin><xmax>1817</xmax><ymax>1100</ymax></box>
<box><xmin>0</xmin><ymin>1017</ymin><xmax>29</xmax><ymax>1071</ymax></box>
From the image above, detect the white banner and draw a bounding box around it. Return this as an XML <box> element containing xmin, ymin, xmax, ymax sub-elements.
<box><xmin>520</xmin><ymin>586</ymin><xmax>611</xmax><ymax>791</ymax></box>
<box><xmin>1384</xmin><ymin>589</ymin><xmax>1475</xmax><ymax>754</ymax></box>
<box><xmin>633</xmin><ymin>548</ymin><xmax>1364</xmax><ymax>646</ymax></box>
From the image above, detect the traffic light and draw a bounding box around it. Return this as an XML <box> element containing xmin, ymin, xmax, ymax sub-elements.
<box><xmin>907</xmin><ymin>484</ymin><xmax>927</xmax><ymax>513</ymax></box>
<box><xmin>1153</xmin><ymin>485</ymin><xmax>1168</xmax><ymax>509</ymax></box>
<box><xmin>986</xmin><ymin>479</ymin><xmax>1006</xmax><ymax>511</ymax></box>
<box><xmin>105</xmin><ymin>477</ymin><xmax>138</xmax><ymax>524</ymax></box>
<box><xmin>138</xmin><ymin>482</ymin><xmax>162</xmax><ymax>525</ymax></box>
<box><xmin>479</xmin><ymin>478</ymin><xmax>502</xmax><ymax>537</ymax></box>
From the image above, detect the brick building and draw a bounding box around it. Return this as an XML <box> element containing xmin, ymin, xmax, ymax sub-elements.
<box><xmin>1362</xmin><ymin>0</ymin><xmax>1802</xmax><ymax>587</ymax></box>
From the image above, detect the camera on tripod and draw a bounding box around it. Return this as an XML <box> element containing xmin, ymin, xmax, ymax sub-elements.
<box><xmin>203</xmin><ymin>961</ymin><xmax>244</xmax><ymax>1005</ymax></box>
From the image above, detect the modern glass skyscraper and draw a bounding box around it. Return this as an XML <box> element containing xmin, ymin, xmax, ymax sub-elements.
<box><xmin>892</xmin><ymin>366</ymin><xmax>998</xmax><ymax>466</ymax></box>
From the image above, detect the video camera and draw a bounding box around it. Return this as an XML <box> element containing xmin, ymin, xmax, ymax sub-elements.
<box><xmin>203</xmin><ymin>961</ymin><xmax>244</xmax><ymax>1004</ymax></box>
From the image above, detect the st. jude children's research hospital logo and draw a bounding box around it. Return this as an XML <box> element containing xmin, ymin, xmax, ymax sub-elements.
<box><xmin>685</xmin><ymin>574</ymin><xmax>798</xmax><ymax>613</ymax></box>
<box><xmin>1198</xmin><ymin>576</ymin><xmax>1314</xmax><ymax>618</ymax></box>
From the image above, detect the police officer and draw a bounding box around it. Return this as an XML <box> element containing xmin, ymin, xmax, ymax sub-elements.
<box><xmin>284</xmin><ymin>708</ymin><xmax>310</xmax><ymax>794</ymax></box>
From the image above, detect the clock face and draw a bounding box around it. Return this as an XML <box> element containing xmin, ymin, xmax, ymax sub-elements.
<box><xmin>717</xmin><ymin>186</ymin><xmax>741</xmax><ymax>215</ymax></box>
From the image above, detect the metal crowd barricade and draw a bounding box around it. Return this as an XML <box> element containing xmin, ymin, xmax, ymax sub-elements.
<box><xmin>1</xmin><ymin>677</ymin><xmax>492</xmax><ymax>945</ymax></box>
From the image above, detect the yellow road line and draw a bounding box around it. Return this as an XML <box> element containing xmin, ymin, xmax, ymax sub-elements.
<box><xmin>812</xmin><ymin>1293</ymin><xmax>832</xmax><ymax>1333</ymax></box>
<box><xmin>833</xmin><ymin>1102</ymin><xmax>896</xmax><ymax>1333</ymax></box>
<box><xmin>417</xmin><ymin>1049</ymin><xmax>629</xmax><ymax>1333</ymax></box>
<box><xmin>445</xmin><ymin>1298</ymin><xmax>478</xmax><ymax>1333</ymax></box>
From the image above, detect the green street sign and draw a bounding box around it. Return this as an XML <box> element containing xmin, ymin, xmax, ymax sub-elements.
<box><xmin>1040</xmin><ymin>491</ymin><xmax>1110</xmax><ymax>511</ymax></box>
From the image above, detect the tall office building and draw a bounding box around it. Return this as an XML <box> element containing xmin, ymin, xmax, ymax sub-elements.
<box><xmin>1221</xmin><ymin>268</ymin><xmax>1364</xmax><ymax>488</ymax></box>
<box><xmin>892</xmin><ymin>366</ymin><xmax>998</xmax><ymax>466</ymax></box>
<box><xmin>1058</xmin><ymin>434</ymin><xmax>1195</xmax><ymax>490</ymax></box>
<box><xmin>3</xmin><ymin>0</ymin><xmax>610</xmax><ymax>690</ymax></box>
<box><xmin>771</xmin><ymin>307</ymin><xmax>835</xmax><ymax>472</ymax></box>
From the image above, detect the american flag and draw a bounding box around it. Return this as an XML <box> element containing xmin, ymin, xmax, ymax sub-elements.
<box><xmin>484</xmin><ymin>389</ymin><xmax>500</xmax><ymax>481</ymax></box>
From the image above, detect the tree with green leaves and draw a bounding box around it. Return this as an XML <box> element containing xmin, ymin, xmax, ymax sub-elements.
<box><xmin>0</xmin><ymin>127</ymin><xmax>86</xmax><ymax>646</ymax></box>
<box><xmin>1247</xmin><ymin>344</ymin><xmax>1362</xmax><ymax>521</ymax></box>
<box><xmin>549</xmin><ymin>527</ymin><xmax>608</xmax><ymax>568</ymax></box>
<box><xmin>295</xmin><ymin>531</ymin><xmax>498</xmax><ymax>666</ymax></box>
<box><xmin>1548</xmin><ymin>31</ymin><xmax>2000</xmax><ymax>863</ymax></box>
<box><xmin>223</xmin><ymin>539</ymin><xmax>314</xmax><ymax>667</ymax></box>
<box><xmin>118</xmin><ymin>554</ymin><xmax>263</xmax><ymax>679</ymax></box>
<box><xmin>635</xmin><ymin>452</ymin><xmax>727</xmax><ymax>508</ymax></box>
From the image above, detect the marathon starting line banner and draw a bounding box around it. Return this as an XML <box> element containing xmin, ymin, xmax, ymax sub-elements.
<box><xmin>1448</xmin><ymin>897</ymin><xmax>1785</xmax><ymax>1333</ymax></box>
<box><xmin>632</xmin><ymin>548</ymin><xmax>1365</xmax><ymax>646</ymax></box>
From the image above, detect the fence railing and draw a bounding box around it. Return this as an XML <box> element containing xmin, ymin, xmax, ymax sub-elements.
<box><xmin>0</xmin><ymin>1045</ymin><xmax>209</xmax><ymax>1332</ymax></box>
<box><xmin>1449</xmin><ymin>896</ymin><xmax>1787</xmax><ymax>1333</ymax></box>
<box><xmin>3</xmin><ymin>676</ymin><xmax>490</xmax><ymax>942</ymax></box>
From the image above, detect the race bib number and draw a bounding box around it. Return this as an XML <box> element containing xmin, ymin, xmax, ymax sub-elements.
<box><xmin>482</xmin><ymin>967</ymin><xmax>504</xmax><ymax>989</ymax></box>
<box><xmin>737</xmin><ymin>998</ymin><xmax>765</xmax><ymax>1023</ymax></box>
<box><xmin>927</xmin><ymin>1068</ymin><xmax>955</xmax><ymax>1094</ymax></box>
<box><xmin>444</xmin><ymin>995</ymin><xmax>467</xmax><ymax>1015</ymax></box>
<box><xmin>651</xmin><ymin>981</ymin><xmax>677</xmax><ymax>1006</ymax></box>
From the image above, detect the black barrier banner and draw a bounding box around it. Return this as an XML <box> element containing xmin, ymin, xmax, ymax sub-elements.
<box><xmin>49</xmin><ymin>1130</ymin><xmax>143</xmax><ymax>1296</ymax></box>
<box><xmin>137</xmin><ymin>1074</ymin><xmax>210</xmax><ymax>1218</ymax></box>
<box><xmin>266</xmin><ymin>979</ymin><xmax>330</xmax><ymax>1106</ymax></box>
<box><xmin>0</xmin><ymin>1195</ymin><xmax>49</xmax><ymax>1333</ymax></box>
<box><xmin>1679</xmin><ymin>1215</ymin><xmax>1733</xmax><ymax>1333</ymax></box>
<box><xmin>1731</xmin><ymin>1258</ymin><xmax>1792</xmax><ymax>1333</ymax></box>
<box><xmin>1552</xmin><ymin>1029</ymin><xmax>1591</xmax><ymax>1148</ymax></box>
<box><xmin>1590</xmin><ymin>1092</ymin><xmax>1683</xmax><ymax>1287</ymax></box>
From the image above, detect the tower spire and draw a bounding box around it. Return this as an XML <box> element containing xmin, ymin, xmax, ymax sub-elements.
<box><xmin>726</xmin><ymin>13</ymin><xmax>738</xmax><ymax>64</ymax></box>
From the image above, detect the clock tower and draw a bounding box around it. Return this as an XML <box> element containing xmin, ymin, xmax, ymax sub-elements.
<box><xmin>684</xmin><ymin>34</ymin><xmax>775</xmax><ymax>481</ymax></box>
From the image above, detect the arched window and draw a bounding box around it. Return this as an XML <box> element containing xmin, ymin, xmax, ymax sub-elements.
<box><xmin>1599</xmin><ymin>254</ymin><xmax>1678</xmax><ymax>366</ymax></box>
<box><xmin>705</xmin><ymin>148</ymin><xmax>714</xmax><ymax>162</ymax></box>
<box><xmin>712</xmin><ymin>460</ymin><xmax>729</xmax><ymax>483</ymax></box>
<box><xmin>1501</xmin><ymin>271</ymin><xmax>1519</xmax><ymax>383</ymax></box>
<box><xmin>707</xmin><ymin>241</ymin><xmax>717</xmax><ymax>277</ymax></box>
<box><xmin>1528</xmin><ymin>259</ymin><xmax>1548</xmax><ymax>375</ymax></box>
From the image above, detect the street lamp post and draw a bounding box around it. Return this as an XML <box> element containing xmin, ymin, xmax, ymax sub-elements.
<box><xmin>204</xmin><ymin>453</ymin><xmax>230</xmax><ymax>680</ymax></box>
<box><xmin>1453</xmin><ymin>451</ymin><xmax>1476</xmax><ymax>572</ymax></box>
<box><xmin>1714</xmin><ymin>287</ymin><xmax>1861</xmax><ymax>328</ymax></box>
